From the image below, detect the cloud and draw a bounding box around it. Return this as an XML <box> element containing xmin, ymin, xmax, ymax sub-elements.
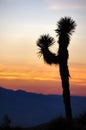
<box><xmin>0</xmin><ymin>0</ymin><xmax>19</xmax><ymax>1</ymax></box>
<box><xmin>45</xmin><ymin>0</ymin><xmax>86</xmax><ymax>10</ymax></box>
<box><xmin>0</xmin><ymin>0</ymin><xmax>28</xmax><ymax>3</ymax></box>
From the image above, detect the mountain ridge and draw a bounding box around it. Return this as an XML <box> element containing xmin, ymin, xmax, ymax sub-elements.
<box><xmin>0</xmin><ymin>86</ymin><xmax>86</xmax><ymax>127</ymax></box>
<box><xmin>0</xmin><ymin>86</ymin><xmax>86</xmax><ymax>97</ymax></box>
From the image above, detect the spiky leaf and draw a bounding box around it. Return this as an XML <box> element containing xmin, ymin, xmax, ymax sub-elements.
<box><xmin>55</xmin><ymin>17</ymin><xmax>76</xmax><ymax>36</ymax></box>
<box><xmin>37</xmin><ymin>34</ymin><xmax>55</xmax><ymax>49</ymax></box>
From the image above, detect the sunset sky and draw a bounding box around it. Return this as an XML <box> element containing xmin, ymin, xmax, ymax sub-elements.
<box><xmin>0</xmin><ymin>0</ymin><xmax>86</xmax><ymax>96</ymax></box>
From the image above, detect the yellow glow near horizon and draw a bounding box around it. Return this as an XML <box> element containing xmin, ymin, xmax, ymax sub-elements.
<box><xmin>0</xmin><ymin>64</ymin><xmax>86</xmax><ymax>81</ymax></box>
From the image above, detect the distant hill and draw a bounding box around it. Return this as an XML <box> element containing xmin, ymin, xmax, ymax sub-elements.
<box><xmin>0</xmin><ymin>87</ymin><xmax>86</xmax><ymax>127</ymax></box>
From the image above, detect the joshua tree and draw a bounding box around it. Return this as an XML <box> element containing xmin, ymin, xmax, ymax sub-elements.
<box><xmin>36</xmin><ymin>17</ymin><xmax>76</xmax><ymax>120</ymax></box>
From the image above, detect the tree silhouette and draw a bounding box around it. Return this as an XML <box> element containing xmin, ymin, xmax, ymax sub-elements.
<box><xmin>36</xmin><ymin>17</ymin><xmax>76</xmax><ymax>120</ymax></box>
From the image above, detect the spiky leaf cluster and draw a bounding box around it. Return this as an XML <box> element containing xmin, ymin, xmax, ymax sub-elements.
<box><xmin>55</xmin><ymin>17</ymin><xmax>76</xmax><ymax>36</ymax></box>
<box><xmin>37</xmin><ymin>34</ymin><xmax>55</xmax><ymax>49</ymax></box>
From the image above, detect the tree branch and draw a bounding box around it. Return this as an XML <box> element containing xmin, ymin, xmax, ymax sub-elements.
<box><xmin>41</xmin><ymin>48</ymin><xmax>59</xmax><ymax>65</ymax></box>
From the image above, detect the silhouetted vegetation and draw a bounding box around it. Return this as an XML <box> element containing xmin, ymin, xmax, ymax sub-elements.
<box><xmin>37</xmin><ymin>17</ymin><xmax>76</xmax><ymax>120</ymax></box>
<box><xmin>0</xmin><ymin>112</ymin><xmax>86</xmax><ymax>130</ymax></box>
<box><xmin>0</xmin><ymin>115</ymin><xmax>11</xmax><ymax>129</ymax></box>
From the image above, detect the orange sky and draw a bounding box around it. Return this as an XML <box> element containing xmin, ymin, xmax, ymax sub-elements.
<box><xmin>0</xmin><ymin>63</ymin><xmax>86</xmax><ymax>96</ymax></box>
<box><xmin>0</xmin><ymin>0</ymin><xmax>86</xmax><ymax>96</ymax></box>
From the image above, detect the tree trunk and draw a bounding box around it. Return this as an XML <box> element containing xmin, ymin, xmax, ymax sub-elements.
<box><xmin>61</xmin><ymin>74</ymin><xmax>72</xmax><ymax>120</ymax></box>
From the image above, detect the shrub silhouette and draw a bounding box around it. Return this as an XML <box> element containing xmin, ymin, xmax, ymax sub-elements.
<box><xmin>37</xmin><ymin>17</ymin><xmax>76</xmax><ymax>120</ymax></box>
<box><xmin>76</xmin><ymin>112</ymin><xmax>86</xmax><ymax>125</ymax></box>
<box><xmin>1</xmin><ymin>114</ymin><xmax>11</xmax><ymax>128</ymax></box>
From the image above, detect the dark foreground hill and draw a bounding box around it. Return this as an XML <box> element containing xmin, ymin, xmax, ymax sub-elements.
<box><xmin>0</xmin><ymin>114</ymin><xmax>86</xmax><ymax>130</ymax></box>
<box><xmin>0</xmin><ymin>87</ymin><xmax>86</xmax><ymax>128</ymax></box>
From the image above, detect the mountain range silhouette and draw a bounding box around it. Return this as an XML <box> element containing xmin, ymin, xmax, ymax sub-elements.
<box><xmin>0</xmin><ymin>87</ymin><xmax>86</xmax><ymax>127</ymax></box>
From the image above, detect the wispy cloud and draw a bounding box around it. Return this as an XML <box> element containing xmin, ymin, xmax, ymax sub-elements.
<box><xmin>0</xmin><ymin>0</ymin><xmax>20</xmax><ymax>1</ymax></box>
<box><xmin>46</xmin><ymin>0</ymin><xmax>86</xmax><ymax>10</ymax></box>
